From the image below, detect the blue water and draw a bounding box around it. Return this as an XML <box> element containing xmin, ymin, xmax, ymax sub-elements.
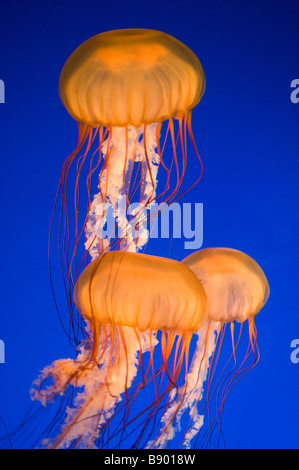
<box><xmin>0</xmin><ymin>0</ymin><xmax>298</xmax><ymax>449</ymax></box>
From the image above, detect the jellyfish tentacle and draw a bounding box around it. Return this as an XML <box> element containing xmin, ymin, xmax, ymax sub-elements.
<box><xmin>147</xmin><ymin>320</ymin><xmax>220</xmax><ymax>449</ymax></box>
<box><xmin>84</xmin><ymin>123</ymin><xmax>161</xmax><ymax>258</ymax></box>
<box><xmin>32</xmin><ymin>325</ymin><xmax>158</xmax><ymax>449</ymax></box>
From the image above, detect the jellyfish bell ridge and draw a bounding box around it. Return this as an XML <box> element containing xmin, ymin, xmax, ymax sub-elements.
<box><xmin>59</xmin><ymin>29</ymin><xmax>206</xmax><ymax>128</ymax></box>
<box><xmin>74</xmin><ymin>250</ymin><xmax>208</xmax><ymax>333</ymax></box>
<box><xmin>183</xmin><ymin>247</ymin><xmax>270</xmax><ymax>323</ymax></box>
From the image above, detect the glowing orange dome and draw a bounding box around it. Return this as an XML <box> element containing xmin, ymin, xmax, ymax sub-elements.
<box><xmin>59</xmin><ymin>29</ymin><xmax>206</xmax><ymax>127</ymax></box>
<box><xmin>74</xmin><ymin>251</ymin><xmax>207</xmax><ymax>332</ymax></box>
<box><xmin>183</xmin><ymin>248</ymin><xmax>270</xmax><ymax>323</ymax></box>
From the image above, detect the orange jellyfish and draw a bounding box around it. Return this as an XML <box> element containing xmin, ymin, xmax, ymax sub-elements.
<box><xmin>161</xmin><ymin>247</ymin><xmax>269</xmax><ymax>448</ymax></box>
<box><xmin>50</xmin><ymin>29</ymin><xmax>206</xmax><ymax>345</ymax></box>
<box><xmin>31</xmin><ymin>251</ymin><xmax>208</xmax><ymax>448</ymax></box>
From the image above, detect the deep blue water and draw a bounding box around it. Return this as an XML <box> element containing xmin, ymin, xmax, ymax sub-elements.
<box><xmin>0</xmin><ymin>0</ymin><xmax>298</xmax><ymax>449</ymax></box>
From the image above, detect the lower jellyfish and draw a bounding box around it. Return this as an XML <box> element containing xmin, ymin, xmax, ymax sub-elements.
<box><xmin>30</xmin><ymin>248</ymin><xmax>269</xmax><ymax>449</ymax></box>
<box><xmin>153</xmin><ymin>247</ymin><xmax>270</xmax><ymax>448</ymax></box>
<box><xmin>31</xmin><ymin>251</ymin><xmax>207</xmax><ymax>448</ymax></box>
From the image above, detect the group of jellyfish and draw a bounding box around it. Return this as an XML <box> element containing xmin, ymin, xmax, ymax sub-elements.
<box><xmin>26</xmin><ymin>29</ymin><xmax>269</xmax><ymax>449</ymax></box>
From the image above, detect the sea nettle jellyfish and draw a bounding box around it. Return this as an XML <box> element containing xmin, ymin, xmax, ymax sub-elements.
<box><xmin>175</xmin><ymin>247</ymin><xmax>270</xmax><ymax>448</ymax></box>
<box><xmin>30</xmin><ymin>248</ymin><xmax>269</xmax><ymax>448</ymax></box>
<box><xmin>51</xmin><ymin>29</ymin><xmax>205</xmax><ymax>346</ymax></box>
<box><xmin>31</xmin><ymin>251</ymin><xmax>208</xmax><ymax>448</ymax></box>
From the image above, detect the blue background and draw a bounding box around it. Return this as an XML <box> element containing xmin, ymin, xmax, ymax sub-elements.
<box><xmin>0</xmin><ymin>0</ymin><xmax>298</xmax><ymax>449</ymax></box>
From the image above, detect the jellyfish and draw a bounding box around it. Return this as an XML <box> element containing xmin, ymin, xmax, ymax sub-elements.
<box><xmin>50</xmin><ymin>29</ymin><xmax>205</xmax><ymax>345</ymax></box>
<box><xmin>151</xmin><ymin>248</ymin><xmax>270</xmax><ymax>448</ymax></box>
<box><xmin>31</xmin><ymin>250</ymin><xmax>208</xmax><ymax>448</ymax></box>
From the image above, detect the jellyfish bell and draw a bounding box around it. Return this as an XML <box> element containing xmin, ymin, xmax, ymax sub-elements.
<box><xmin>74</xmin><ymin>250</ymin><xmax>208</xmax><ymax>333</ymax></box>
<box><xmin>59</xmin><ymin>29</ymin><xmax>205</xmax><ymax>128</ymax></box>
<box><xmin>183</xmin><ymin>247</ymin><xmax>270</xmax><ymax>324</ymax></box>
